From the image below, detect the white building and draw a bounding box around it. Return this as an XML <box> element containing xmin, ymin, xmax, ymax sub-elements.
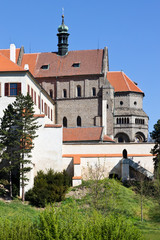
<box><xmin>0</xmin><ymin>44</ymin><xmax>63</xmax><ymax>193</ymax></box>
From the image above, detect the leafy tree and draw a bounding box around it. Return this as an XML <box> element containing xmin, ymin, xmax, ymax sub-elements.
<box><xmin>0</xmin><ymin>94</ymin><xmax>40</xmax><ymax>201</ymax></box>
<box><xmin>150</xmin><ymin>119</ymin><xmax>160</xmax><ymax>173</ymax></box>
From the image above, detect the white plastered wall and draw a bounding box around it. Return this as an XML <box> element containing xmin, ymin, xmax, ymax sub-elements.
<box><xmin>63</xmin><ymin>143</ymin><xmax>154</xmax><ymax>182</ymax></box>
<box><xmin>25</xmin><ymin>117</ymin><xmax>62</xmax><ymax>192</ymax></box>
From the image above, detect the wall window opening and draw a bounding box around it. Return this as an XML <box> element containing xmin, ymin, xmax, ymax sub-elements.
<box><xmin>92</xmin><ymin>87</ymin><xmax>96</xmax><ymax>96</ymax></box>
<box><xmin>63</xmin><ymin>117</ymin><xmax>67</xmax><ymax>127</ymax></box>
<box><xmin>63</xmin><ymin>89</ymin><xmax>67</xmax><ymax>98</ymax></box>
<box><xmin>50</xmin><ymin>89</ymin><xmax>53</xmax><ymax>98</ymax></box>
<box><xmin>77</xmin><ymin>116</ymin><xmax>81</xmax><ymax>127</ymax></box>
<box><xmin>77</xmin><ymin>85</ymin><xmax>81</xmax><ymax>97</ymax></box>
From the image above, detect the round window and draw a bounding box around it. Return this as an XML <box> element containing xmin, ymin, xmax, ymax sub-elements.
<box><xmin>134</xmin><ymin>101</ymin><xmax>137</xmax><ymax>105</ymax></box>
<box><xmin>120</xmin><ymin>101</ymin><xmax>123</xmax><ymax>105</ymax></box>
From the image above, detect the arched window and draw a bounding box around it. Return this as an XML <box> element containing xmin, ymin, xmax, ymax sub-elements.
<box><xmin>63</xmin><ymin>89</ymin><xmax>67</xmax><ymax>98</ymax></box>
<box><xmin>63</xmin><ymin>117</ymin><xmax>67</xmax><ymax>127</ymax></box>
<box><xmin>77</xmin><ymin>85</ymin><xmax>81</xmax><ymax>97</ymax></box>
<box><xmin>117</xmin><ymin>118</ymin><xmax>119</xmax><ymax>124</ymax></box>
<box><xmin>127</xmin><ymin>118</ymin><xmax>129</xmax><ymax>124</ymax></box>
<box><xmin>77</xmin><ymin>116</ymin><xmax>81</xmax><ymax>127</ymax></box>
<box><xmin>49</xmin><ymin>89</ymin><xmax>53</xmax><ymax>98</ymax></box>
<box><xmin>92</xmin><ymin>87</ymin><xmax>96</xmax><ymax>96</ymax></box>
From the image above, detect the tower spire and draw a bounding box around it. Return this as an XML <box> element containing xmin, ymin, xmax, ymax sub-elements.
<box><xmin>57</xmin><ymin>14</ymin><xmax>69</xmax><ymax>56</ymax></box>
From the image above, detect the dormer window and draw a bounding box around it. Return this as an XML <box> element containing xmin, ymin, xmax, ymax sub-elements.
<box><xmin>41</xmin><ymin>65</ymin><xmax>49</xmax><ymax>70</ymax></box>
<box><xmin>72</xmin><ymin>63</ymin><xmax>80</xmax><ymax>68</ymax></box>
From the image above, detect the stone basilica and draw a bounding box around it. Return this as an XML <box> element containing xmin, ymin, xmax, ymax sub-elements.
<box><xmin>14</xmin><ymin>15</ymin><xmax>148</xmax><ymax>143</ymax></box>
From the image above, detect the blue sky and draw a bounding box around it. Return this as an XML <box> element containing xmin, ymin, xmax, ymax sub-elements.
<box><xmin>0</xmin><ymin>0</ymin><xmax>159</xmax><ymax>133</ymax></box>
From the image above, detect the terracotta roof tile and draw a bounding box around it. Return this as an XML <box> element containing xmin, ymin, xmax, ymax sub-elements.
<box><xmin>21</xmin><ymin>49</ymin><xmax>103</xmax><ymax>77</ymax></box>
<box><xmin>107</xmin><ymin>71</ymin><xmax>143</xmax><ymax>93</ymax></box>
<box><xmin>63</xmin><ymin>127</ymin><xmax>113</xmax><ymax>142</ymax></box>
<box><xmin>21</xmin><ymin>53</ymin><xmax>39</xmax><ymax>75</ymax></box>
<box><xmin>103</xmin><ymin>135</ymin><xmax>115</xmax><ymax>142</ymax></box>
<box><xmin>0</xmin><ymin>53</ymin><xmax>25</xmax><ymax>72</ymax></box>
<box><xmin>0</xmin><ymin>48</ymin><xmax>20</xmax><ymax>63</ymax></box>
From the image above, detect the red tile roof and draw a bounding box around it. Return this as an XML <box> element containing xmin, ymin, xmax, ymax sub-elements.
<box><xmin>21</xmin><ymin>49</ymin><xmax>103</xmax><ymax>77</ymax></box>
<box><xmin>20</xmin><ymin>50</ymin><xmax>143</xmax><ymax>94</ymax></box>
<box><xmin>107</xmin><ymin>71</ymin><xmax>143</xmax><ymax>93</ymax></box>
<box><xmin>0</xmin><ymin>48</ymin><xmax>20</xmax><ymax>63</ymax></box>
<box><xmin>63</xmin><ymin>127</ymin><xmax>114</xmax><ymax>142</ymax></box>
<box><xmin>0</xmin><ymin>53</ymin><xmax>25</xmax><ymax>72</ymax></box>
<box><xmin>21</xmin><ymin>53</ymin><xmax>39</xmax><ymax>75</ymax></box>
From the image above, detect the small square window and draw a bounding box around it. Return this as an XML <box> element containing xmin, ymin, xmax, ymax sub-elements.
<box><xmin>41</xmin><ymin>65</ymin><xmax>49</xmax><ymax>70</ymax></box>
<box><xmin>72</xmin><ymin>63</ymin><xmax>80</xmax><ymax>68</ymax></box>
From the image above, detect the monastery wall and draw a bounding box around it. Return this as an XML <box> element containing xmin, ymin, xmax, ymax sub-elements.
<box><xmin>62</xmin><ymin>143</ymin><xmax>155</xmax><ymax>186</ymax></box>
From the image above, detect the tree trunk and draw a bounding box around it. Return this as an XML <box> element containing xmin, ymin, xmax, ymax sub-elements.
<box><xmin>21</xmin><ymin>160</ymin><xmax>25</xmax><ymax>202</ymax></box>
<box><xmin>9</xmin><ymin>170</ymin><xmax>12</xmax><ymax>199</ymax></box>
<box><xmin>141</xmin><ymin>196</ymin><xmax>143</xmax><ymax>222</ymax></box>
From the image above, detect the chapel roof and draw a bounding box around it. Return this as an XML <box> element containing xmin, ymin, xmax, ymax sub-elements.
<box><xmin>107</xmin><ymin>71</ymin><xmax>143</xmax><ymax>93</ymax></box>
<box><xmin>63</xmin><ymin>127</ymin><xmax>114</xmax><ymax>142</ymax></box>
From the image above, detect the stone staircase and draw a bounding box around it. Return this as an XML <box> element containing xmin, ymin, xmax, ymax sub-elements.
<box><xmin>128</xmin><ymin>158</ymin><xmax>154</xmax><ymax>179</ymax></box>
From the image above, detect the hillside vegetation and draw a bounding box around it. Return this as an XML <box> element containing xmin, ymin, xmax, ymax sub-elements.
<box><xmin>0</xmin><ymin>179</ymin><xmax>160</xmax><ymax>239</ymax></box>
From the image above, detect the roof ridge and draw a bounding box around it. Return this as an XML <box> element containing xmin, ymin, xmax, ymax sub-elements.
<box><xmin>122</xmin><ymin>71</ymin><xmax>131</xmax><ymax>91</ymax></box>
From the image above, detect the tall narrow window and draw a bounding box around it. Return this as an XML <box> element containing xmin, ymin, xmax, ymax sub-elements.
<box><xmin>34</xmin><ymin>91</ymin><xmax>36</xmax><ymax>105</ymax></box>
<box><xmin>77</xmin><ymin>86</ymin><xmax>81</xmax><ymax>97</ymax></box>
<box><xmin>48</xmin><ymin>107</ymin><xmax>50</xmax><ymax>118</ymax></box>
<box><xmin>63</xmin><ymin>117</ymin><xmax>67</xmax><ymax>127</ymax></box>
<box><xmin>49</xmin><ymin>89</ymin><xmax>53</xmax><ymax>98</ymax></box>
<box><xmin>77</xmin><ymin>116</ymin><xmax>81</xmax><ymax>127</ymax></box>
<box><xmin>38</xmin><ymin>96</ymin><xmax>40</xmax><ymax>109</ymax></box>
<box><xmin>42</xmin><ymin>99</ymin><xmax>43</xmax><ymax>112</ymax></box>
<box><xmin>51</xmin><ymin>109</ymin><xmax>53</xmax><ymax>121</ymax></box>
<box><xmin>31</xmin><ymin>88</ymin><xmax>33</xmax><ymax>100</ymax></box>
<box><xmin>92</xmin><ymin>87</ymin><xmax>96</xmax><ymax>96</ymax></box>
<box><xmin>27</xmin><ymin>85</ymin><xmax>30</xmax><ymax>94</ymax></box>
<box><xmin>63</xmin><ymin>89</ymin><xmax>67</xmax><ymax>98</ymax></box>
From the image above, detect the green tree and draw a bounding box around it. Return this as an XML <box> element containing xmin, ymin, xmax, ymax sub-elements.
<box><xmin>0</xmin><ymin>104</ymin><xmax>18</xmax><ymax>198</ymax></box>
<box><xmin>0</xmin><ymin>94</ymin><xmax>40</xmax><ymax>201</ymax></box>
<box><xmin>150</xmin><ymin>119</ymin><xmax>160</xmax><ymax>173</ymax></box>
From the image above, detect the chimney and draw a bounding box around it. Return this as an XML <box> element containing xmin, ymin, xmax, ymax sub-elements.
<box><xmin>24</xmin><ymin>64</ymin><xmax>29</xmax><ymax>70</ymax></box>
<box><xmin>10</xmin><ymin>44</ymin><xmax>16</xmax><ymax>63</ymax></box>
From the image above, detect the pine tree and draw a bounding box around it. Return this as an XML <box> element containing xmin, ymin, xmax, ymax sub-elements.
<box><xmin>0</xmin><ymin>94</ymin><xmax>40</xmax><ymax>201</ymax></box>
<box><xmin>0</xmin><ymin>104</ymin><xmax>18</xmax><ymax>198</ymax></box>
<box><xmin>150</xmin><ymin>119</ymin><xmax>160</xmax><ymax>174</ymax></box>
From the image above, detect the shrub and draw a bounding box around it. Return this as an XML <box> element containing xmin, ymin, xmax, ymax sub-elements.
<box><xmin>36</xmin><ymin>204</ymin><xmax>143</xmax><ymax>240</ymax></box>
<box><xmin>25</xmin><ymin>169</ymin><xmax>71</xmax><ymax>207</ymax></box>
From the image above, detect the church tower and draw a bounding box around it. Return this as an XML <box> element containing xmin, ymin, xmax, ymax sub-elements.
<box><xmin>57</xmin><ymin>15</ymin><xmax>69</xmax><ymax>56</ymax></box>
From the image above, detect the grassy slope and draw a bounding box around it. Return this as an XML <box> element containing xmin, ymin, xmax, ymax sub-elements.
<box><xmin>0</xmin><ymin>179</ymin><xmax>160</xmax><ymax>239</ymax></box>
<box><xmin>66</xmin><ymin>179</ymin><xmax>160</xmax><ymax>240</ymax></box>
